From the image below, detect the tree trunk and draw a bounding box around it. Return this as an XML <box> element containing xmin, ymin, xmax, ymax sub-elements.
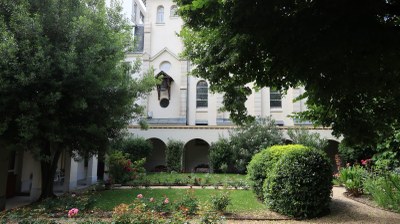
<box><xmin>39</xmin><ymin>143</ymin><xmax>62</xmax><ymax>200</ymax></box>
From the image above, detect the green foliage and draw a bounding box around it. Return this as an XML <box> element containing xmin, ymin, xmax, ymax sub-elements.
<box><xmin>166</xmin><ymin>139</ymin><xmax>184</xmax><ymax>172</ymax></box>
<box><xmin>210</xmin><ymin>118</ymin><xmax>283</xmax><ymax>174</ymax></box>
<box><xmin>364</xmin><ymin>172</ymin><xmax>400</xmax><ymax>212</ymax></box>
<box><xmin>112</xmin><ymin>193</ymin><xmax>175</xmax><ymax>223</ymax></box>
<box><xmin>287</xmin><ymin>127</ymin><xmax>328</xmax><ymax>150</ymax></box>
<box><xmin>338</xmin><ymin>142</ymin><xmax>375</xmax><ymax>165</ymax></box>
<box><xmin>38</xmin><ymin>192</ymin><xmax>95</xmax><ymax>214</ymax></box>
<box><xmin>128</xmin><ymin>173</ymin><xmax>248</xmax><ymax>187</ymax></box>
<box><xmin>174</xmin><ymin>190</ymin><xmax>199</xmax><ymax>216</ymax></box>
<box><xmin>112</xmin><ymin>135</ymin><xmax>153</xmax><ymax>162</ymax></box>
<box><xmin>338</xmin><ymin>165</ymin><xmax>368</xmax><ymax>197</ymax></box>
<box><xmin>107</xmin><ymin>150</ymin><xmax>145</xmax><ymax>184</ymax></box>
<box><xmin>230</xmin><ymin>118</ymin><xmax>283</xmax><ymax>173</ymax></box>
<box><xmin>198</xmin><ymin>208</ymin><xmax>225</xmax><ymax>224</ymax></box>
<box><xmin>176</xmin><ymin>0</ymin><xmax>400</xmax><ymax>146</ymax></box>
<box><xmin>247</xmin><ymin>144</ymin><xmax>304</xmax><ymax>199</ymax></box>
<box><xmin>374</xmin><ymin>128</ymin><xmax>400</xmax><ymax>171</ymax></box>
<box><xmin>263</xmin><ymin>148</ymin><xmax>333</xmax><ymax>219</ymax></box>
<box><xmin>211</xmin><ymin>191</ymin><xmax>231</xmax><ymax>212</ymax></box>
<box><xmin>209</xmin><ymin>137</ymin><xmax>232</xmax><ymax>173</ymax></box>
<box><xmin>0</xmin><ymin>0</ymin><xmax>156</xmax><ymax>198</ymax></box>
<box><xmin>373</xmin><ymin>151</ymin><xmax>399</xmax><ymax>172</ymax></box>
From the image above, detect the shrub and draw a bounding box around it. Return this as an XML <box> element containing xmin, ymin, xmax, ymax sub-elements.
<box><xmin>113</xmin><ymin>136</ymin><xmax>153</xmax><ymax>161</ymax></box>
<box><xmin>209</xmin><ymin>138</ymin><xmax>233</xmax><ymax>173</ymax></box>
<box><xmin>198</xmin><ymin>203</ymin><xmax>226</xmax><ymax>224</ymax></box>
<box><xmin>338</xmin><ymin>142</ymin><xmax>375</xmax><ymax>165</ymax></box>
<box><xmin>229</xmin><ymin>117</ymin><xmax>283</xmax><ymax>173</ymax></box>
<box><xmin>287</xmin><ymin>127</ymin><xmax>328</xmax><ymax>149</ymax></box>
<box><xmin>107</xmin><ymin>150</ymin><xmax>146</xmax><ymax>184</ymax></box>
<box><xmin>372</xmin><ymin>151</ymin><xmax>399</xmax><ymax>172</ymax></box>
<box><xmin>39</xmin><ymin>192</ymin><xmax>95</xmax><ymax>214</ymax></box>
<box><xmin>364</xmin><ymin>172</ymin><xmax>400</xmax><ymax>212</ymax></box>
<box><xmin>263</xmin><ymin>148</ymin><xmax>332</xmax><ymax>219</ymax></box>
<box><xmin>211</xmin><ymin>191</ymin><xmax>231</xmax><ymax>212</ymax></box>
<box><xmin>166</xmin><ymin>139</ymin><xmax>184</xmax><ymax>172</ymax></box>
<box><xmin>338</xmin><ymin>165</ymin><xmax>368</xmax><ymax>197</ymax></box>
<box><xmin>174</xmin><ymin>190</ymin><xmax>199</xmax><ymax>216</ymax></box>
<box><xmin>247</xmin><ymin>144</ymin><xmax>305</xmax><ymax>199</ymax></box>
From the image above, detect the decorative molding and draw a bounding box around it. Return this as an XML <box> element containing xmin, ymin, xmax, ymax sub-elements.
<box><xmin>150</xmin><ymin>47</ymin><xmax>181</xmax><ymax>62</ymax></box>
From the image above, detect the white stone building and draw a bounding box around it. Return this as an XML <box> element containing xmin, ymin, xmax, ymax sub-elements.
<box><xmin>127</xmin><ymin>0</ymin><xmax>340</xmax><ymax>173</ymax></box>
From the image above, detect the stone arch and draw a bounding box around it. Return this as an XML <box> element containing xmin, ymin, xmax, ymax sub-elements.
<box><xmin>324</xmin><ymin>139</ymin><xmax>340</xmax><ymax>173</ymax></box>
<box><xmin>183</xmin><ymin>138</ymin><xmax>210</xmax><ymax>173</ymax></box>
<box><xmin>145</xmin><ymin>138</ymin><xmax>167</xmax><ymax>172</ymax></box>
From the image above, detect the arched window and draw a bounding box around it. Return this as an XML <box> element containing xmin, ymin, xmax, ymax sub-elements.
<box><xmin>170</xmin><ymin>5</ymin><xmax>178</xmax><ymax>17</ymax></box>
<box><xmin>196</xmin><ymin>81</ymin><xmax>208</xmax><ymax>108</ymax></box>
<box><xmin>156</xmin><ymin>6</ymin><xmax>164</xmax><ymax>23</ymax></box>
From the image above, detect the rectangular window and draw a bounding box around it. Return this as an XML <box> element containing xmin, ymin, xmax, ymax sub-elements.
<box><xmin>270</xmin><ymin>89</ymin><xmax>282</xmax><ymax>108</ymax></box>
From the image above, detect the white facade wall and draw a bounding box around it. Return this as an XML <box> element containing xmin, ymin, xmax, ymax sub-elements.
<box><xmin>138</xmin><ymin>0</ymin><xmax>311</xmax><ymax>128</ymax></box>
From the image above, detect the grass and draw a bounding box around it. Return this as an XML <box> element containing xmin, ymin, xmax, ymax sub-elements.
<box><xmin>128</xmin><ymin>172</ymin><xmax>249</xmax><ymax>186</ymax></box>
<box><xmin>92</xmin><ymin>188</ymin><xmax>266</xmax><ymax>212</ymax></box>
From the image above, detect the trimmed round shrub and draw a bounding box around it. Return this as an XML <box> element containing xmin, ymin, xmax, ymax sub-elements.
<box><xmin>247</xmin><ymin>144</ymin><xmax>305</xmax><ymax>199</ymax></box>
<box><xmin>263</xmin><ymin>148</ymin><xmax>333</xmax><ymax>218</ymax></box>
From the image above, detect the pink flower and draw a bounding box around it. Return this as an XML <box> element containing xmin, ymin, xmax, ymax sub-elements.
<box><xmin>149</xmin><ymin>197</ymin><xmax>154</xmax><ymax>202</ymax></box>
<box><xmin>68</xmin><ymin>208</ymin><xmax>79</xmax><ymax>218</ymax></box>
<box><xmin>137</xmin><ymin>194</ymin><xmax>143</xmax><ymax>199</ymax></box>
<box><xmin>361</xmin><ymin>158</ymin><xmax>371</xmax><ymax>166</ymax></box>
<box><xmin>164</xmin><ymin>198</ymin><xmax>169</xmax><ymax>204</ymax></box>
<box><xmin>346</xmin><ymin>163</ymin><xmax>351</xmax><ymax>167</ymax></box>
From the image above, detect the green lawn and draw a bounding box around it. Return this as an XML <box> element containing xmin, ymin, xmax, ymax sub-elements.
<box><xmin>93</xmin><ymin>188</ymin><xmax>265</xmax><ymax>212</ymax></box>
<box><xmin>128</xmin><ymin>173</ymin><xmax>249</xmax><ymax>186</ymax></box>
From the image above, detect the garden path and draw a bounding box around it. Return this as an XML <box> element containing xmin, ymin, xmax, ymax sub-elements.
<box><xmin>228</xmin><ymin>186</ymin><xmax>400</xmax><ymax>224</ymax></box>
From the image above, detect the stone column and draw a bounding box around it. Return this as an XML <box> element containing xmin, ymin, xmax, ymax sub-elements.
<box><xmin>208</xmin><ymin>93</ymin><xmax>217</xmax><ymax>125</ymax></box>
<box><xmin>245</xmin><ymin>84</ymin><xmax>255</xmax><ymax>116</ymax></box>
<box><xmin>29</xmin><ymin>160</ymin><xmax>42</xmax><ymax>202</ymax></box>
<box><xmin>86</xmin><ymin>155</ymin><xmax>98</xmax><ymax>186</ymax></box>
<box><xmin>63</xmin><ymin>154</ymin><xmax>78</xmax><ymax>192</ymax></box>
<box><xmin>0</xmin><ymin>150</ymin><xmax>10</xmax><ymax>211</ymax></box>
<box><xmin>14</xmin><ymin>151</ymin><xmax>24</xmax><ymax>194</ymax></box>
<box><xmin>261</xmin><ymin>87</ymin><xmax>269</xmax><ymax>117</ymax></box>
<box><xmin>187</xmin><ymin>76</ymin><xmax>196</xmax><ymax>125</ymax></box>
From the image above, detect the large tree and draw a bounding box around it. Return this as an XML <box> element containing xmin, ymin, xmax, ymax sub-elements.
<box><xmin>0</xmin><ymin>0</ymin><xmax>156</xmax><ymax>199</ymax></box>
<box><xmin>176</xmin><ymin>0</ymin><xmax>400</xmax><ymax>145</ymax></box>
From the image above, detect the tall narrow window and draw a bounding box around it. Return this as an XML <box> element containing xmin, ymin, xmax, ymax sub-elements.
<box><xmin>156</xmin><ymin>6</ymin><xmax>164</xmax><ymax>23</ymax></box>
<box><xmin>170</xmin><ymin>5</ymin><xmax>178</xmax><ymax>17</ymax></box>
<box><xmin>196</xmin><ymin>81</ymin><xmax>208</xmax><ymax>108</ymax></box>
<box><xmin>270</xmin><ymin>89</ymin><xmax>282</xmax><ymax>108</ymax></box>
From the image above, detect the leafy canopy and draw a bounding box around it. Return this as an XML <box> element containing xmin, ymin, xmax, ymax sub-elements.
<box><xmin>176</xmin><ymin>0</ymin><xmax>400</xmax><ymax>145</ymax></box>
<box><xmin>0</xmin><ymin>0</ymin><xmax>156</xmax><ymax>198</ymax></box>
<box><xmin>0</xmin><ymin>0</ymin><xmax>156</xmax><ymax>155</ymax></box>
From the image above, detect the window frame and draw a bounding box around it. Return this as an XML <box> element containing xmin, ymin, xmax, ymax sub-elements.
<box><xmin>170</xmin><ymin>5</ymin><xmax>178</xmax><ymax>17</ymax></box>
<box><xmin>196</xmin><ymin>81</ymin><xmax>208</xmax><ymax>108</ymax></box>
<box><xmin>270</xmin><ymin>89</ymin><xmax>282</xmax><ymax>108</ymax></box>
<box><xmin>156</xmin><ymin>6</ymin><xmax>164</xmax><ymax>24</ymax></box>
